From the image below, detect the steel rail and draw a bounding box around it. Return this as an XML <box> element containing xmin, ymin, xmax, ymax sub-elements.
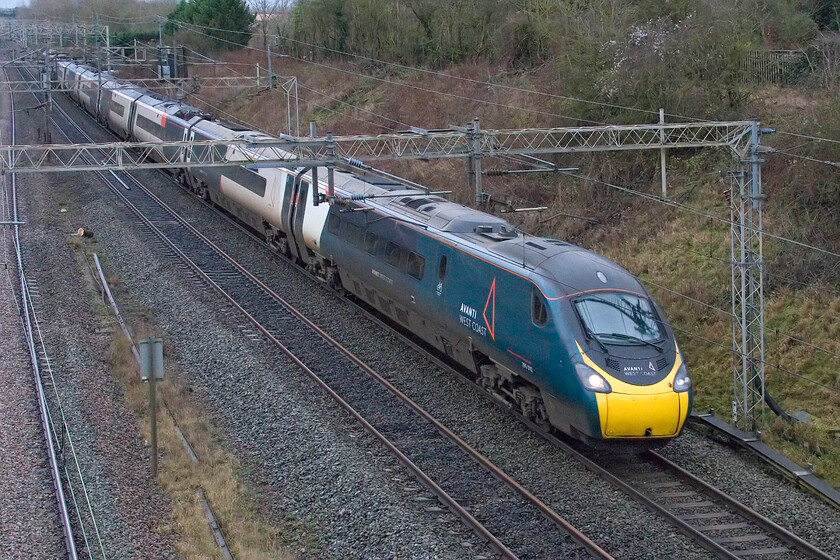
<box><xmin>3</xmin><ymin>62</ymin><xmax>78</xmax><ymax>560</ymax></box>
<box><xmin>648</xmin><ymin>450</ymin><xmax>835</xmax><ymax>560</ymax></box>
<box><xmin>42</xmin><ymin>45</ymin><xmax>827</xmax><ymax>560</ymax></box>
<box><xmin>118</xmin><ymin>156</ymin><xmax>614</xmax><ymax>560</ymax></box>
<box><xmin>44</xmin><ymin>82</ymin><xmax>530</xmax><ymax>558</ymax></box>
<box><xmin>97</xmin><ymin>174</ymin><xmax>523</xmax><ymax>560</ymax></box>
<box><xmin>50</xmin><ymin>65</ymin><xmax>827</xmax><ymax>560</ymax></box>
<box><xmin>15</xmin><ymin>58</ymin><xmax>112</xmax><ymax>560</ymax></box>
<box><xmin>307</xmin><ymin>294</ymin><xmax>834</xmax><ymax>560</ymax></box>
<box><xmin>42</xmin><ymin>64</ymin><xmax>620</xmax><ymax>558</ymax></box>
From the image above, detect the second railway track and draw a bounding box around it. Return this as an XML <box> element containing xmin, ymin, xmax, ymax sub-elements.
<box><xmin>43</xmin><ymin>65</ymin><xmax>614</xmax><ymax>560</ymax></box>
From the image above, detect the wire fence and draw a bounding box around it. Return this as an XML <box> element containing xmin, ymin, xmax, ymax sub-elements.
<box><xmin>741</xmin><ymin>50</ymin><xmax>808</xmax><ymax>86</ymax></box>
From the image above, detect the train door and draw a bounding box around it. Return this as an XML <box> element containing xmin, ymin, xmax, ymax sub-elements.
<box><xmin>127</xmin><ymin>99</ymin><xmax>138</xmax><ymax>141</ymax></box>
<box><xmin>179</xmin><ymin>127</ymin><xmax>195</xmax><ymax>188</ymax></box>
<box><xmin>182</xmin><ymin>128</ymin><xmax>196</xmax><ymax>163</ymax></box>
<box><xmin>279</xmin><ymin>171</ymin><xmax>306</xmax><ymax>262</ymax></box>
<box><xmin>432</xmin><ymin>247</ymin><xmax>459</xmax><ymax>361</ymax></box>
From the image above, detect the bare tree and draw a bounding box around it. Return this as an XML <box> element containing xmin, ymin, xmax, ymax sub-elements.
<box><xmin>251</xmin><ymin>0</ymin><xmax>292</xmax><ymax>48</ymax></box>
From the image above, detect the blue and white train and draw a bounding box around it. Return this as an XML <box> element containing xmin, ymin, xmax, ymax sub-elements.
<box><xmin>54</xmin><ymin>57</ymin><xmax>692</xmax><ymax>447</ymax></box>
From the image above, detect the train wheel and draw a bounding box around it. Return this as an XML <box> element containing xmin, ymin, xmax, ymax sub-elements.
<box><xmin>196</xmin><ymin>181</ymin><xmax>210</xmax><ymax>201</ymax></box>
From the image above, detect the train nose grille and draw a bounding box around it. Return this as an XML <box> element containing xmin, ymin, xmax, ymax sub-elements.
<box><xmin>657</xmin><ymin>357</ymin><xmax>668</xmax><ymax>370</ymax></box>
<box><xmin>605</xmin><ymin>357</ymin><xmax>620</xmax><ymax>371</ymax></box>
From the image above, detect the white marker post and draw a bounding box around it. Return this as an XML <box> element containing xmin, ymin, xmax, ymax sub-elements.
<box><xmin>139</xmin><ymin>338</ymin><xmax>164</xmax><ymax>477</ymax></box>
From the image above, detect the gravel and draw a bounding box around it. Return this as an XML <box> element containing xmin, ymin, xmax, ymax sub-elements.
<box><xmin>5</xmin><ymin>71</ymin><xmax>177</xmax><ymax>558</ymax></box>
<box><xmin>130</xmin><ymin>160</ymin><xmax>840</xmax><ymax>558</ymax></box>
<box><xmin>0</xmin><ymin>203</ymin><xmax>66</xmax><ymax>559</ymax></box>
<box><xmin>6</xmin><ymin>75</ymin><xmax>837</xmax><ymax>560</ymax></box>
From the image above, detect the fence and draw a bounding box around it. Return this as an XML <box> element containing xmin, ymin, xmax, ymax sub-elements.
<box><xmin>742</xmin><ymin>50</ymin><xmax>807</xmax><ymax>86</ymax></box>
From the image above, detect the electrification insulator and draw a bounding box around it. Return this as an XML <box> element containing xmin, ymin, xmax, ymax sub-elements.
<box><xmin>348</xmin><ymin>193</ymin><xmax>366</xmax><ymax>200</ymax></box>
<box><xmin>346</xmin><ymin>157</ymin><xmax>364</xmax><ymax>168</ymax></box>
<box><xmin>483</xmin><ymin>168</ymin><xmax>507</xmax><ymax>177</ymax></box>
<box><xmin>722</xmin><ymin>188</ymin><xmax>732</xmax><ymax>205</ymax></box>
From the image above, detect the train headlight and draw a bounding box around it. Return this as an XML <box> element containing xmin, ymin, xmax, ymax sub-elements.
<box><xmin>574</xmin><ymin>363</ymin><xmax>612</xmax><ymax>394</ymax></box>
<box><xmin>673</xmin><ymin>363</ymin><xmax>691</xmax><ymax>392</ymax></box>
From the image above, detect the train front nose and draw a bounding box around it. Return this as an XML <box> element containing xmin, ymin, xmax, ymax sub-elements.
<box><xmin>601</xmin><ymin>392</ymin><xmax>685</xmax><ymax>437</ymax></box>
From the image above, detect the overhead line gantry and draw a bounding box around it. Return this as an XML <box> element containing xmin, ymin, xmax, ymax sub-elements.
<box><xmin>0</xmin><ymin>55</ymin><xmax>772</xmax><ymax>431</ymax></box>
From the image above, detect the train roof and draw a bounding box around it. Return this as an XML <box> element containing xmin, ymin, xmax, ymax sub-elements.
<box><xmin>332</xmin><ymin>169</ymin><xmax>643</xmax><ymax>294</ymax></box>
<box><xmin>134</xmin><ymin>92</ymin><xmax>209</xmax><ymax>120</ymax></box>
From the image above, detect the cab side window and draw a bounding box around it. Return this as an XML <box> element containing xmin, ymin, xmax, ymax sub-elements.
<box><xmin>365</xmin><ymin>231</ymin><xmax>379</xmax><ymax>255</ymax></box>
<box><xmin>385</xmin><ymin>241</ymin><xmax>402</xmax><ymax>268</ymax></box>
<box><xmin>327</xmin><ymin>213</ymin><xmax>341</xmax><ymax>235</ymax></box>
<box><xmin>345</xmin><ymin>222</ymin><xmax>363</xmax><ymax>246</ymax></box>
<box><xmin>532</xmin><ymin>288</ymin><xmax>548</xmax><ymax>327</ymax></box>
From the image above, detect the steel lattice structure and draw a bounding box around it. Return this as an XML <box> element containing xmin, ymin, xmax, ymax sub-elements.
<box><xmin>0</xmin><ymin>20</ymin><xmax>109</xmax><ymax>50</ymax></box>
<box><xmin>0</xmin><ymin>121</ymin><xmax>755</xmax><ymax>171</ymax></box>
<box><xmin>725</xmin><ymin>122</ymin><xmax>768</xmax><ymax>431</ymax></box>
<box><xmin>1</xmin><ymin>75</ymin><xmax>289</xmax><ymax>93</ymax></box>
<box><xmin>0</xmin><ymin>116</ymin><xmax>768</xmax><ymax>433</ymax></box>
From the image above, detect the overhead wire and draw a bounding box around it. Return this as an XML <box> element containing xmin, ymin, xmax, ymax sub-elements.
<box><xmin>271</xmin><ymin>32</ymin><xmax>688</xmax><ymax>124</ymax></box>
<box><xmin>767</xmin><ymin>147</ymin><xmax>840</xmax><ymax>169</ymax></box>
<box><xmin>71</xmin><ymin>18</ymin><xmax>840</xmax><ymax>273</ymax></box>
<box><xmin>295</xmin><ymin>82</ymin><xmax>412</xmax><ymax>130</ymax></box>
<box><xmin>777</xmin><ymin>129</ymin><xmax>840</xmax><ymax>145</ymax></box>
<box><xmin>668</xmin><ymin>323</ymin><xmax>840</xmax><ymax>395</ymax></box>
<box><xmin>166</xmin><ymin>19</ymin><xmax>449</xmax><ymax>131</ymax></box>
<box><xmin>483</xmin><ymin>163</ymin><xmax>840</xmax><ymax>367</ymax></box>
<box><xmin>58</xmin><ymin>14</ymin><xmax>840</xmax><ymax>401</ymax></box>
<box><xmin>155</xmin><ymin>14</ymin><xmax>840</xmax><ymax>393</ymax></box>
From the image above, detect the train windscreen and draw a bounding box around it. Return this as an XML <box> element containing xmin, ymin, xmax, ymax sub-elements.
<box><xmin>574</xmin><ymin>292</ymin><xmax>663</xmax><ymax>344</ymax></box>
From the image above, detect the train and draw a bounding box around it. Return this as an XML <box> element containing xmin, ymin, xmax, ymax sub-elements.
<box><xmin>52</xmin><ymin>57</ymin><xmax>693</xmax><ymax>448</ymax></box>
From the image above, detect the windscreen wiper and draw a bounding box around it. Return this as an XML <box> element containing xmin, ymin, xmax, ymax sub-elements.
<box><xmin>583</xmin><ymin>326</ymin><xmax>610</xmax><ymax>354</ymax></box>
<box><xmin>604</xmin><ymin>332</ymin><xmax>664</xmax><ymax>353</ymax></box>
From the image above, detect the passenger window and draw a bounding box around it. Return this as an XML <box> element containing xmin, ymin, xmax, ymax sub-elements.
<box><xmin>532</xmin><ymin>288</ymin><xmax>548</xmax><ymax>327</ymax></box>
<box><xmin>438</xmin><ymin>255</ymin><xmax>447</xmax><ymax>281</ymax></box>
<box><xmin>385</xmin><ymin>241</ymin><xmax>402</xmax><ymax>268</ymax></box>
<box><xmin>345</xmin><ymin>223</ymin><xmax>363</xmax><ymax>246</ymax></box>
<box><xmin>364</xmin><ymin>231</ymin><xmax>379</xmax><ymax>255</ymax></box>
<box><xmin>407</xmin><ymin>252</ymin><xmax>425</xmax><ymax>280</ymax></box>
<box><xmin>327</xmin><ymin>213</ymin><xmax>341</xmax><ymax>235</ymax></box>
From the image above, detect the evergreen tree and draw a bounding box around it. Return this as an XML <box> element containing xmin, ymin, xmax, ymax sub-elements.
<box><xmin>166</xmin><ymin>0</ymin><xmax>253</xmax><ymax>49</ymax></box>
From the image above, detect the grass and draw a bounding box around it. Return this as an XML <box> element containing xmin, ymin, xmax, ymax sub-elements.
<box><xmin>98</xmin><ymin>282</ymin><xmax>307</xmax><ymax>558</ymax></box>
<box><xmin>171</xmin><ymin>49</ymin><xmax>840</xmax><ymax>488</ymax></box>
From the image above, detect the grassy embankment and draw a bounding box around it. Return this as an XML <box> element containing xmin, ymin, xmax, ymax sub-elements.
<box><xmin>178</xmin><ymin>48</ymin><xmax>840</xmax><ymax>485</ymax></box>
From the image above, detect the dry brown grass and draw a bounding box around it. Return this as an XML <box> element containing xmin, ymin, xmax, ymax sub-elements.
<box><xmin>106</xmin><ymin>318</ymin><xmax>301</xmax><ymax>559</ymax></box>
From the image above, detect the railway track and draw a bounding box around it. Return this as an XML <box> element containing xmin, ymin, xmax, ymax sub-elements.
<box><xmin>325</xmin><ymin>287</ymin><xmax>840</xmax><ymax>560</ymax></box>
<box><xmin>351</xmin><ymin>301</ymin><xmax>837</xmax><ymax>560</ymax></box>
<box><xmin>328</xmin><ymin>286</ymin><xmax>838</xmax><ymax>559</ymax></box>
<box><xmin>34</xmin><ymin>61</ymin><xmax>838</xmax><ymax>559</ymax></box>
<box><xmin>44</xmin><ymin>74</ymin><xmax>614</xmax><ymax>560</ymax></box>
<box><xmin>597</xmin><ymin>449</ymin><xmax>835</xmax><ymax>560</ymax></box>
<box><xmin>3</xmin><ymin>61</ymin><xmax>81</xmax><ymax>560</ymax></box>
